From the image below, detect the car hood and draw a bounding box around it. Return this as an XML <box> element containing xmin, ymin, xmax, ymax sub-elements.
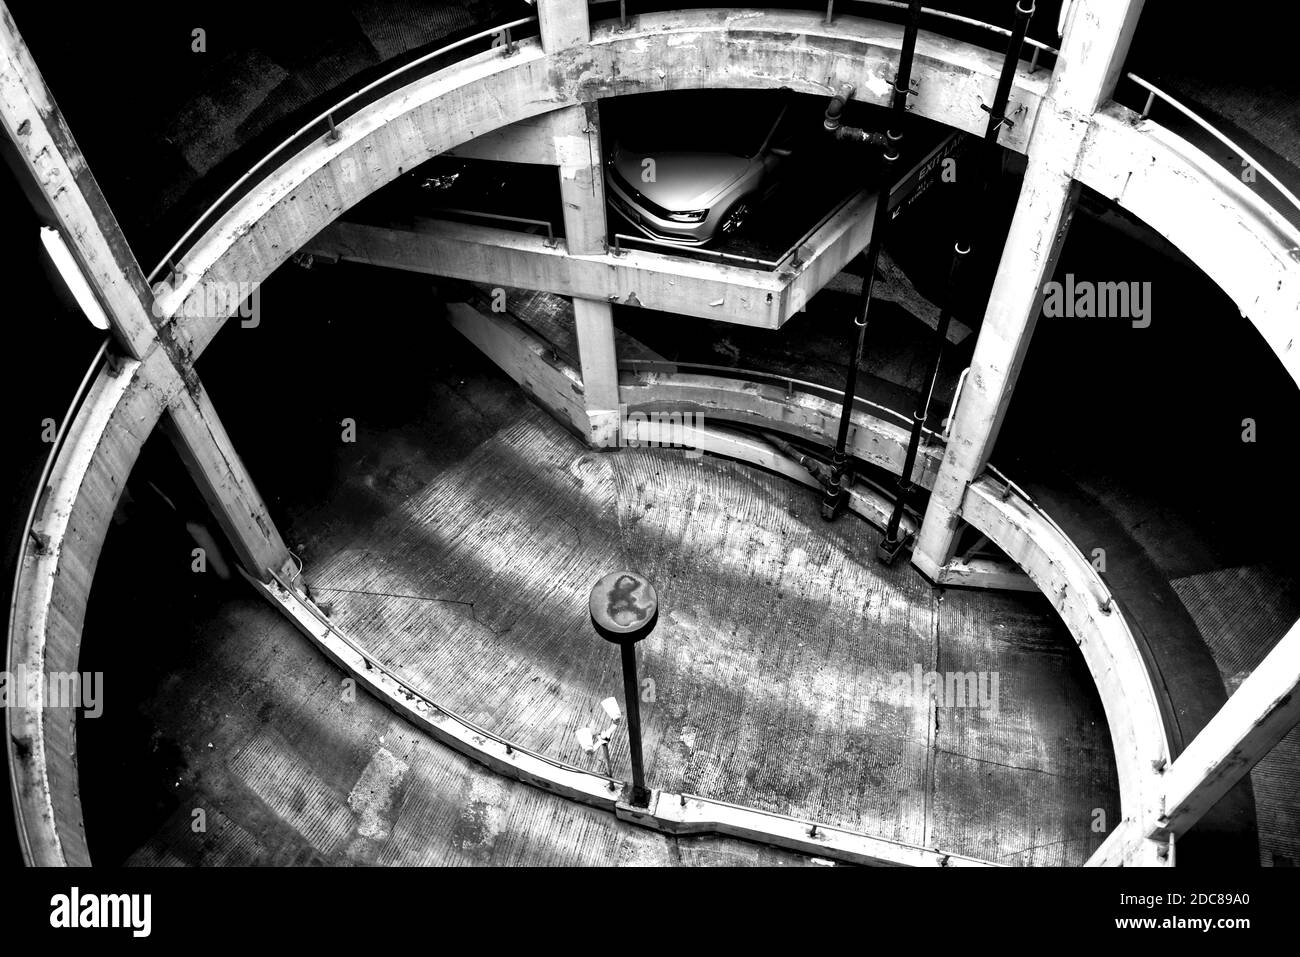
<box><xmin>611</xmin><ymin>149</ymin><xmax>754</xmax><ymax>211</ymax></box>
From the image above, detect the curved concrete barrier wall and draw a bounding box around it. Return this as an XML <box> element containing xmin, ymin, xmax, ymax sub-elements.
<box><xmin>619</xmin><ymin>372</ymin><xmax>945</xmax><ymax>486</ymax></box>
<box><xmin>249</xmin><ymin>569</ymin><xmax>992</xmax><ymax>866</ymax></box>
<box><xmin>961</xmin><ymin>476</ymin><xmax>1172</xmax><ymax>860</ymax></box>
<box><xmin>9</xmin><ymin>354</ymin><xmax>171</xmax><ymax>866</ymax></box>
<box><xmin>1078</xmin><ymin>105</ymin><xmax>1300</xmax><ymax>389</ymax></box>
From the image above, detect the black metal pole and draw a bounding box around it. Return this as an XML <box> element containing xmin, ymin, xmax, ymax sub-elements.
<box><xmin>877</xmin><ymin>243</ymin><xmax>967</xmax><ymax>560</ymax></box>
<box><xmin>589</xmin><ymin>571</ymin><xmax>657</xmax><ymax>808</ymax></box>
<box><xmin>971</xmin><ymin>1</ymin><xmax>1036</xmax><ymax>218</ymax></box>
<box><xmin>620</xmin><ymin>642</ymin><xmax>648</xmax><ymax>805</ymax></box>
<box><xmin>875</xmin><ymin>0</ymin><xmax>1034</xmax><ymax>560</ymax></box>
<box><xmin>822</xmin><ymin>0</ymin><xmax>924</xmax><ymax>520</ymax></box>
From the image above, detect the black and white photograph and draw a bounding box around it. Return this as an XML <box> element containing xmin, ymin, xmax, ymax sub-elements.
<box><xmin>0</xmin><ymin>0</ymin><xmax>1294</xmax><ymax>936</ymax></box>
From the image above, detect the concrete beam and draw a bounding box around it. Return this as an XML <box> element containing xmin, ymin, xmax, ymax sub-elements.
<box><xmin>1088</xmin><ymin>618</ymin><xmax>1300</xmax><ymax>864</ymax></box>
<box><xmin>913</xmin><ymin>0</ymin><xmax>1147</xmax><ymax>576</ymax></box>
<box><xmin>306</xmin><ymin>218</ymin><xmax>793</xmax><ymax>328</ymax></box>
<box><xmin>939</xmin><ymin>556</ymin><xmax>1039</xmax><ymax>593</ymax></box>
<box><xmin>308</xmin><ymin>182</ymin><xmax>888</xmax><ymax>329</ymax></box>
<box><xmin>1086</xmin><ymin>818</ymin><xmax>1168</xmax><ymax>867</ymax></box>
<box><xmin>445</xmin><ymin>302</ymin><xmax>588</xmax><ymax>433</ymax></box>
<box><xmin>0</xmin><ymin>12</ymin><xmax>156</xmax><ymax>360</ymax></box>
<box><xmin>159</xmin><ymin>382</ymin><xmax>291</xmax><ymax>579</ymax></box>
<box><xmin>553</xmin><ymin>97</ymin><xmax>618</xmax><ymax>446</ymax></box>
<box><xmin>310</xmin><ymin>174</ymin><xmax>884</xmax><ymax>329</ymax></box>
<box><xmin>1154</xmin><ymin>617</ymin><xmax>1300</xmax><ymax>840</ymax></box>
<box><xmin>0</xmin><ymin>3</ymin><xmax>289</xmax><ymax>583</ymax></box>
<box><xmin>572</xmin><ymin>298</ymin><xmax>621</xmax><ymax>446</ymax></box>
<box><xmin>911</xmin><ymin>159</ymin><xmax>1081</xmax><ymax>579</ymax></box>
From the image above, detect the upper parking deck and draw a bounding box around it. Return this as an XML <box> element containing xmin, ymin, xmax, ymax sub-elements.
<box><xmin>8</xmin><ymin>0</ymin><xmax>1300</xmax><ymax>271</ymax></box>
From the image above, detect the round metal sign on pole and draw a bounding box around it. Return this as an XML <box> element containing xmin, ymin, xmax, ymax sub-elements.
<box><xmin>589</xmin><ymin>571</ymin><xmax>658</xmax><ymax>644</ymax></box>
<box><xmin>589</xmin><ymin>572</ymin><xmax>658</xmax><ymax>807</ymax></box>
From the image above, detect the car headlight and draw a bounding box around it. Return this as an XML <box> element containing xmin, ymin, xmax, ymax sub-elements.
<box><xmin>666</xmin><ymin>209</ymin><xmax>709</xmax><ymax>223</ymax></box>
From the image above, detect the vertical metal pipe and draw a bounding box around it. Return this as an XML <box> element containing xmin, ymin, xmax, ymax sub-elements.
<box><xmin>822</xmin><ymin>146</ymin><xmax>898</xmax><ymax>517</ymax></box>
<box><xmin>877</xmin><ymin>0</ymin><xmax>1034</xmax><ymax>560</ymax></box>
<box><xmin>968</xmin><ymin>1</ymin><xmax>1035</xmax><ymax>225</ymax></box>
<box><xmin>822</xmin><ymin>0</ymin><xmax>924</xmax><ymax>520</ymax></box>
<box><xmin>879</xmin><ymin>243</ymin><xmax>968</xmax><ymax>556</ymax></box>
<box><xmin>620</xmin><ymin>642</ymin><xmax>648</xmax><ymax>805</ymax></box>
<box><xmin>600</xmin><ymin>741</ymin><xmax>616</xmax><ymax>788</ymax></box>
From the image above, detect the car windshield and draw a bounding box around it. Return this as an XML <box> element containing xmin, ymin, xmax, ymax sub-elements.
<box><xmin>608</xmin><ymin>91</ymin><xmax>784</xmax><ymax>158</ymax></box>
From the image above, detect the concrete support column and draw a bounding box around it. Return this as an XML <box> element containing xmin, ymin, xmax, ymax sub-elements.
<box><xmin>1</xmin><ymin>6</ymin><xmax>292</xmax><ymax>582</ymax></box>
<box><xmin>536</xmin><ymin>0</ymin><xmax>591</xmax><ymax>52</ymax></box>
<box><xmin>551</xmin><ymin>96</ymin><xmax>617</xmax><ymax>449</ymax></box>
<box><xmin>912</xmin><ymin>0</ymin><xmax>1146</xmax><ymax>579</ymax></box>
<box><xmin>555</xmin><ymin>104</ymin><xmax>607</xmax><ymax>257</ymax></box>
<box><xmin>0</xmin><ymin>14</ymin><xmax>158</xmax><ymax>362</ymax></box>
<box><xmin>1154</xmin><ymin>617</ymin><xmax>1300</xmax><ymax>842</ymax></box>
<box><xmin>911</xmin><ymin>140</ymin><xmax>1080</xmax><ymax>579</ymax></box>
<box><xmin>1090</xmin><ymin>615</ymin><xmax>1300</xmax><ymax>865</ymax></box>
<box><xmin>161</xmin><ymin>380</ymin><xmax>293</xmax><ymax>580</ymax></box>
<box><xmin>573</xmin><ymin>297</ymin><xmax>621</xmax><ymax>448</ymax></box>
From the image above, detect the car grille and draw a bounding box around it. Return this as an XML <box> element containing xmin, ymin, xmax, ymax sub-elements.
<box><xmin>608</xmin><ymin>165</ymin><xmax>682</xmax><ymax>221</ymax></box>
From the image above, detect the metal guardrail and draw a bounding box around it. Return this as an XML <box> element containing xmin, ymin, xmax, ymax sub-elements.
<box><xmin>146</xmin><ymin>16</ymin><xmax>540</xmax><ymax>286</ymax></box>
<box><xmin>611</xmin><ymin>232</ymin><xmax>783</xmax><ymax>267</ymax></box>
<box><xmin>438</xmin><ymin>207</ymin><xmax>559</xmax><ymax>246</ymax></box>
<box><xmin>1121</xmin><ymin>73</ymin><xmax>1300</xmax><ymax>217</ymax></box>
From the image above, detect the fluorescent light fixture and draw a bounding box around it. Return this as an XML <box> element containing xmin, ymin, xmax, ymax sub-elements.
<box><xmin>40</xmin><ymin>226</ymin><xmax>110</xmax><ymax>331</ymax></box>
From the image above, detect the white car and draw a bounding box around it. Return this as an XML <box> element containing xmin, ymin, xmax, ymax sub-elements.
<box><xmin>605</xmin><ymin>94</ymin><xmax>792</xmax><ymax>246</ymax></box>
